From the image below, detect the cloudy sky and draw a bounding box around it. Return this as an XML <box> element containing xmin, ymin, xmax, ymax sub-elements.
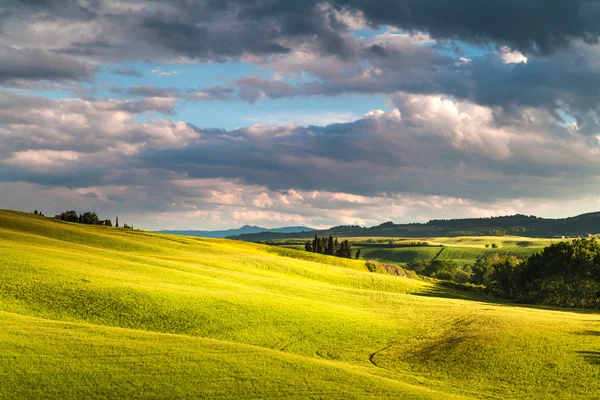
<box><xmin>2</xmin><ymin>0</ymin><xmax>600</xmax><ymax>230</ymax></box>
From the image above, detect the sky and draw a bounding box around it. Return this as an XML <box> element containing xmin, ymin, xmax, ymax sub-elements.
<box><xmin>2</xmin><ymin>1</ymin><xmax>600</xmax><ymax>230</ymax></box>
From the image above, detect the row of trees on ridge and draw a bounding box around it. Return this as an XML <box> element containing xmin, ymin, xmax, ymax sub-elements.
<box><xmin>305</xmin><ymin>235</ymin><xmax>360</xmax><ymax>259</ymax></box>
<box><xmin>51</xmin><ymin>210</ymin><xmax>133</xmax><ymax>229</ymax></box>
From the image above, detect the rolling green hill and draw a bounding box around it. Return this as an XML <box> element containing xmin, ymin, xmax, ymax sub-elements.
<box><xmin>1</xmin><ymin>210</ymin><xmax>599</xmax><ymax>399</ymax></box>
<box><xmin>357</xmin><ymin>237</ymin><xmax>560</xmax><ymax>266</ymax></box>
<box><xmin>231</xmin><ymin>212</ymin><xmax>600</xmax><ymax>241</ymax></box>
<box><xmin>275</xmin><ymin>236</ymin><xmax>561</xmax><ymax>266</ymax></box>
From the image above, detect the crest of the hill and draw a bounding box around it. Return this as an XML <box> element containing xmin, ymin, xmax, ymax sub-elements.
<box><xmin>231</xmin><ymin>213</ymin><xmax>600</xmax><ymax>241</ymax></box>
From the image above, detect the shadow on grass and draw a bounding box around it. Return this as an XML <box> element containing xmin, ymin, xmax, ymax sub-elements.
<box><xmin>412</xmin><ymin>284</ymin><xmax>494</xmax><ymax>302</ymax></box>
<box><xmin>577</xmin><ymin>351</ymin><xmax>600</xmax><ymax>365</ymax></box>
<box><xmin>573</xmin><ymin>330</ymin><xmax>600</xmax><ymax>366</ymax></box>
<box><xmin>415</xmin><ymin>284</ymin><xmax>600</xmax><ymax>316</ymax></box>
<box><xmin>494</xmin><ymin>302</ymin><xmax>600</xmax><ymax>315</ymax></box>
<box><xmin>575</xmin><ymin>330</ymin><xmax>600</xmax><ymax>336</ymax></box>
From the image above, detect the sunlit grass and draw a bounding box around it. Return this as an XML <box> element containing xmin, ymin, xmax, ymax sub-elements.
<box><xmin>0</xmin><ymin>210</ymin><xmax>598</xmax><ymax>399</ymax></box>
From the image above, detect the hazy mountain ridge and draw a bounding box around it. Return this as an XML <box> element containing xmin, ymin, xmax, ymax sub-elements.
<box><xmin>159</xmin><ymin>225</ymin><xmax>315</xmax><ymax>238</ymax></box>
<box><xmin>230</xmin><ymin>212</ymin><xmax>600</xmax><ymax>241</ymax></box>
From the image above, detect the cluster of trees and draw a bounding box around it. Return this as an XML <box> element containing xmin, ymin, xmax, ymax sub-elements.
<box><xmin>59</xmin><ymin>210</ymin><xmax>107</xmax><ymax>225</ymax></box>
<box><xmin>56</xmin><ymin>210</ymin><xmax>134</xmax><ymax>229</ymax></box>
<box><xmin>407</xmin><ymin>259</ymin><xmax>474</xmax><ymax>284</ymax></box>
<box><xmin>57</xmin><ymin>210</ymin><xmax>134</xmax><ymax>228</ymax></box>
<box><xmin>406</xmin><ymin>239</ymin><xmax>600</xmax><ymax>309</ymax></box>
<box><xmin>493</xmin><ymin>239</ymin><xmax>600</xmax><ymax>309</ymax></box>
<box><xmin>33</xmin><ymin>209</ymin><xmax>135</xmax><ymax>229</ymax></box>
<box><xmin>305</xmin><ymin>235</ymin><xmax>359</xmax><ymax>259</ymax></box>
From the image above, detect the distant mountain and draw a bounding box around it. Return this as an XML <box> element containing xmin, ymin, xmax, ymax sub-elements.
<box><xmin>159</xmin><ymin>225</ymin><xmax>315</xmax><ymax>238</ymax></box>
<box><xmin>230</xmin><ymin>212</ymin><xmax>600</xmax><ymax>242</ymax></box>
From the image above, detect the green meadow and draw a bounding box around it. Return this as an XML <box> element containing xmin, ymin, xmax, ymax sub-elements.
<box><xmin>281</xmin><ymin>236</ymin><xmax>566</xmax><ymax>266</ymax></box>
<box><xmin>0</xmin><ymin>210</ymin><xmax>599</xmax><ymax>399</ymax></box>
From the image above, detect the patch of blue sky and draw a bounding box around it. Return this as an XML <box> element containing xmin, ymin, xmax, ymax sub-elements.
<box><xmin>362</xmin><ymin>26</ymin><xmax>491</xmax><ymax>61</ymax></box>
<box><xmin>175</xmin><ymin>94</ymin><xmax>389</xmax><ymax>130</ymax></box>
<box><xmin>557</xmin><ymin>109</ymin><xmax>577</xmax><ymax>126</ymax></box>
<box><xmin>99</xmin><ymin>61</ymin><xmax>271</xmax><ymax>92</ymax></box>
<box><xmin>351</xmin><ymin>26</ymin><xmax>389</xmax><ymax>38</ymax></box>
<box><xmin>425</xmin><ymin>40</ymin><xmax>491</xmax><ymax>61</ymax></box>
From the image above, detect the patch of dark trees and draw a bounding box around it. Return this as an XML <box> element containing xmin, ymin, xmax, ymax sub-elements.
<box><xmin>59</xmin><ymin>210</ymin><xmax>109</xmax><ymax>225</ymax></box>
<box><xmin>53</xmin><ymin>210</ymin><xmax>133</xmax><ymax>229</ymax></box>
<box><xmin>408</xmin><ymin>238</ymin><xmax>600</xmax><ymax>309</ymax></box>
<box><xmin>305</xmin><ymin>235</ymin><xmax>360</xmax><ymax>259</ymax></box>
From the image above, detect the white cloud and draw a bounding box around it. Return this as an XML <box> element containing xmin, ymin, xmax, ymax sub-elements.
<box><xmin>151</xmin><ymin>69</ymin><xmax>179</xmax><ymax>76</ymax></box>
<box><xmin>497</xmin><ymin>46</ymin><xmax>528</xmax><ymax>64</ymax></box>
<box><xmin>4</xmin><ymin>179</ymin><xmax>600</xmax><ymax>231</ymax></box>
<box><xmin>252</xmin><ymin>192</ymin><xmax>274</xmax><ymax>208</ymax></box>
<box><xmin>4</xmin><ymin>150</ymin><xmax>80</xmax><ymax>170</ymax></box>
<box><xmin>245</xmin><ymin>111</ymin><xmax>360</xmax><ymax>126</ymax></box>
<box><xmin>2</xmin><ymin>89</ymin><xmax>600</xmax><ymax>229</ymax></box>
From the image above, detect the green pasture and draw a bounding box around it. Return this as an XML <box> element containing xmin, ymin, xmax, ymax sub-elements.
<box><xmin>0</xmin><ymin>210</ymin><xmax>598</xmax><ymax>399</ymax></box>
<box><xmin>278</xmin><ymin>235</ymin><xmax>565</xmax><ymax>266</ymax></box>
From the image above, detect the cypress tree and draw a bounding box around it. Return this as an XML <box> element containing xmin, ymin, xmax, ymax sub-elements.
<box><xmin>327</xmin><ymin>236</ymin><xmax>334</xmax><ymax>255</ymax></box>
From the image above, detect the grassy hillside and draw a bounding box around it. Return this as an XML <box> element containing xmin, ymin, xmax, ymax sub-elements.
<box><xmin>0</xmin><ymin>210</ymin><xmax>599</xmax><ymax>399</ymax></box>
<box><xmin>279</xmin><ymin>236</ymin><xmax>560</xmax><ymax>266</ymax></box>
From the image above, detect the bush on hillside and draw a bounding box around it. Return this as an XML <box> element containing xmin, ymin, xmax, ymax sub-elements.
<box><xmin>406</xmin><ymin>259</ymin><xmax>473</xmax><ymax>283</ymax></box>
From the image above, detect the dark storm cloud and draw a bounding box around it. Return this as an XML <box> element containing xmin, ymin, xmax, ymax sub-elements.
<box><xmin>107</xmin><ymin>193</ymin><xmax>126</xmax><ymax>203</ymax></box>
<box><xmin>127</xmin><ymin>0</ymin><xmax>600</xmax><ymax>57</ymax></box>
<box><xmin>3</xmin><ymin>0</ymin><xmax>600</xmax><ymax>63</ymax></box>
<box><xmin>192</xmin><ymin>0</ymin><xmax>600</xmax><ymax>55</ymax></box>
<box><xmin>336</xmin><ymin>0</ymin><xmax>600</xmax><ymax>55</ymax></box>
<box><xmin>0</xmin><ymin>47</ymin><xmax>94</xmax><ymax>83</ymax></box>
<box><xmin>0</xmin><ymin>162</ymin><xmax>109</xmax><ymax>188</ymax></box>
<box><xmin>1</xmin><ymin>0</ymin><xmax>599</xmax><ymax>92</ymax></box>
<box><xmin>2</xmin><ymin>0</ymin><xmax>98</xmax><ymax>21</ymax></box>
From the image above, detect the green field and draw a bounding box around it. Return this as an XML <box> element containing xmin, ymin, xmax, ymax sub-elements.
<box><xmin>281</xmin><ymin>236</ymin><xmax>565</xmax><ymax>266</ymax></box>
<box><xmin>1</xmin><ymin>210</ymin><xmax>599</xmax><ymax>399</ymax></box>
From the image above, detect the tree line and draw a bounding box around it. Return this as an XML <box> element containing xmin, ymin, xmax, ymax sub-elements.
<box><xmin>59</xmin><ymin>210</ymin><xmax>107</xmax><ymax>225</ymax></box>
<box><xmin>52</xmin><ymin>210</ymin><xmax>133</xmax><ymax>229</ymax></box>
<box><xmin>304</xmin><ymin>235</ymin><xmax>360</xmax><ymax>259</ymax></box>
<box><xmin>406</xmin><ymin>238</ymin><xmax>600</xmax><ymax>309</ymax></box>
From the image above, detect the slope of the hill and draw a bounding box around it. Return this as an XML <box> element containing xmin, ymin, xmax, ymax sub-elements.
<box><xmin>231</xmin><ymin>213</ymin><xmax>600</xmax><ymax>241</ymax></box>
<box><xmin>159</xmin><ymin>225</ymin><xmax>315</xmax><ymax>238</ymax></box>
<box><xmin>277</xmin><ymin>236</ymin><xmax>557</xmax><ymax>266</ymax></box>
<box><xmin>0</xmin><ymin>210</ymin><xmax>599</xmax><ymax>399</ymax></box>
